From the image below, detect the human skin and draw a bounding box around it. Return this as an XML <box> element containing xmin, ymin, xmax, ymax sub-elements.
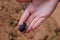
<box><xmin>17</xmin><ymin>0</ymin><xmax>59</xmax><ymax>33</ymax></box>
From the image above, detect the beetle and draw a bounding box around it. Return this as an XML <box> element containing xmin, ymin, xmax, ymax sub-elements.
<box><xmin>19</xmin><ymin>23</ymin><xmax>26</xmax><ymax>32</ymax></box>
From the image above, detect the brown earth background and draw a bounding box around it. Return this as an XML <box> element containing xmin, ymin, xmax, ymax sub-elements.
<box><xmin>0</xmin><ymin>0</ymin><xmax>60</xmax><ymax>40</ymax></box>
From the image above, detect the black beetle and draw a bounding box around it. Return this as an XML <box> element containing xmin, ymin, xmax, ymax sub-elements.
<box><xmin>19</xmin><ymin>23</ymin><xmax>26</xmax><ymax>32</ymax></box>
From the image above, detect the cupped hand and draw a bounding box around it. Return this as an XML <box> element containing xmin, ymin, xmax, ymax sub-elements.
<box><xmin>18</xmin><ymin>0</ymin><xmax>59</xmax><ymax>33</ymax></box>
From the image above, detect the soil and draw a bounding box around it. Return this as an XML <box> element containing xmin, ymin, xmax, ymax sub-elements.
<box><xmin>0</xmin><ymin>0</ymin><xmax>60</xmax><ymax>40</ymax></box>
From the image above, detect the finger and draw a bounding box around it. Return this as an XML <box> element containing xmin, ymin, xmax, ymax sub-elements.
<box><xmin>26</xmin><ymin>16</ymin><xmax>40</xmax><ymax>33</ymax></box>
<box><xmin>32</xmin><ymin>17</ymin><xmax>46</xmax><ymax>30</ymax></box>
<box><xmin>26</xmin><ymin>11</ymin><xmax>40</xmax><ymax>27</ymax></box>
<box><xmin>18</xmin><ymin>9</ymin><xmax>30</xmax><ymax>26</ymax></box>
<box><xmin>18</xmin><ymin>3</ymin><xmax>36</xmax><ymax>26</ymax></box>
<box><xmin>26</xmin><ymin>13</ymin><xmax>36</xmax><ymax>26</ymax></box>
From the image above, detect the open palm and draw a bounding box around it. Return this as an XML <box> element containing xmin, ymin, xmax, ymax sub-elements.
<box><xmin>18</xmin><ymin>0</ymin><xmax>59</xmax><ymax>33</ymax></box>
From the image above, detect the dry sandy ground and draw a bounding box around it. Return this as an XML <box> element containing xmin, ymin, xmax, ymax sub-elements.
<box><xmin>0</xmin><ymin>0</ymin><xmax>60</xmax><ymax>40</ymax></box>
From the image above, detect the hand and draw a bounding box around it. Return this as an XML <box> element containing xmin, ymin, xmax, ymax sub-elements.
<box><xmin>18</xmin><ymin>0</ymin><xmax>59</xmax><ymax>33</ymax></box>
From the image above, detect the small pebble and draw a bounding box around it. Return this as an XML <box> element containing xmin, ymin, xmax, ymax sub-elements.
<box><xmin>55</xmin><ymin>28</ymin><xmax>60</xmax><ymax>33</ymax></box>
<box><xmin>0</xmin><ymin>6</ymin><xmax>5</xmax><ymax>11</ymax></box>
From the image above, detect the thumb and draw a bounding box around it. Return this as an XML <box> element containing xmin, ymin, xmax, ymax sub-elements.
<box><xmin>18</xmin><ymin>8</ymin><xmax>30</xmax><ymax>26</ymax></box>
